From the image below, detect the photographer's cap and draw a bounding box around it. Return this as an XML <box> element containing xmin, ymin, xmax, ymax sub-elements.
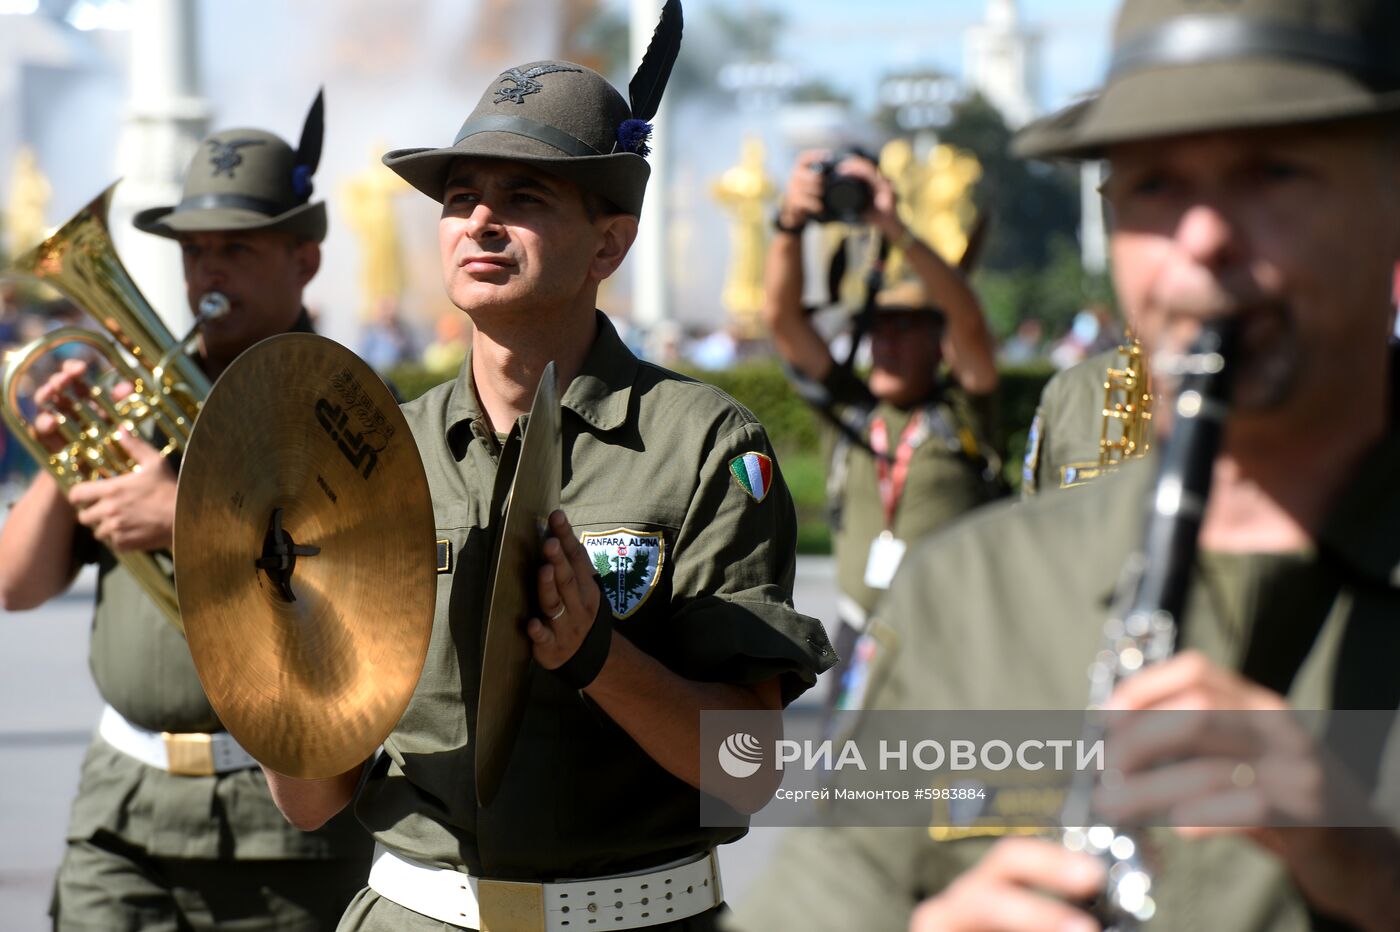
<box><xmin>1015</xmin><ymin>0</ymin><xmax>1400</xmax><ymax>160</ymax></box>
<box><xmin>383</xmin><ymin>0</ymin><xmax>683</xmax><ymax>215</ymax></box>
<box><xmin>874</xmin><ymin>281</ymin><xmax>942</xmax><ymax>319</ymax></box>
<box><xmin>135</xmin><ymin>91</ymin><xmax>327</xmax><ymax>242</ymax></box>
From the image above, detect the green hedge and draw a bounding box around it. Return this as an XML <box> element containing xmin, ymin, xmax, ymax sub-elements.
<box><xmin>997</xmin><ymin>364</ymin><xmax>1057</xmax><ymax>486</ymax></box>
<box><xmin>669</xmin><ymin>361</ymin><xmax>821</xmax><ymax>455</ymax></box>
<box><xmin>386</xmin><ymin>358</ymin><xmax>827</xmax><ymax>456</ymax></box>
<box><xmin>386</xmin><ymin>358</ymin><xmax>1055</xmax><ymax>554</ymax></box>
<box><xmin>389</xmin><ymin>366</ymin><xmax>457</xmax><ymax>405</ymax></box>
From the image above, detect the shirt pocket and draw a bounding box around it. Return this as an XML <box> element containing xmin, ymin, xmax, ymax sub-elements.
<box><xmin>408</xmin><ymin>525</ymin><xmax>485</xmax><ymax>722</ymax></box>
<box><xmin>568</xmin><ymin>516</ymin><xmax>674</xmax><ymax>632</ymax></box>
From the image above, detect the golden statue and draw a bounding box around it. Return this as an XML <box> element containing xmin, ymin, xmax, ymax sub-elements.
<box><xmin>711</xmin><ymin>137</ymin><xmax>776</xmax><ymax>338</ymax></box>
<box><xmin>5</xmin><ymin>147</ymin><xmax>53</xmax><ymax>257</ymax></box>
<box><xmin>877</xmin><ymin>139</ymin><xmax>981</xmax><ymax>280</ymax></box>
<box><xmin>341</xmin><ymin>144</ymin><xmax>411</xmax><ymax>320</ymax></box>
<box><xmin>878</xmin><ymin>139</ymin><xmax>922</xmax><ymax>284</ymax></box>
<box><xmin>921</xmin><ymin>143</ymin><xmax>982</xmax><ymax>263</ymax></box>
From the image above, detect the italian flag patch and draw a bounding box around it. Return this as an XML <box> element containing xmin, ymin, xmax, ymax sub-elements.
<box><xmin>729</xmin><ymin>452</ymin><xmax>773</xmax><ymax>503</ymax></box>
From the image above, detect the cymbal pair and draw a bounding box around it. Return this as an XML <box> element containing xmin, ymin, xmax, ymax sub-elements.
<box><xmin>176</xmin><ymin>334</ymin><xmax>555</xmax><ymax>806</ymax></box>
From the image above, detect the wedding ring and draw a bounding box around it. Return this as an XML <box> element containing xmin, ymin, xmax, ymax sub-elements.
<box><xmin>549</xmin><ymin>605</ymin><xmax>567</xmax><ymax>621</ymax></box>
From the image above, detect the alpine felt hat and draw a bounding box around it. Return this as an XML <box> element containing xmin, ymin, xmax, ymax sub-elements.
<box><xmin>383</xmin><ymin>1</ymin><xmax>683</xmax><ymax>216</ymax></box>
<box><xmin>134</xmin><ymin>92</ymin><xmax>327</xmax><ymax>242</ymax></box>
<box><xmin>1015</xmin><ymin>0</ymin><xmax>1400</xmax><ymax>160</ymax></box>
<box><xmin>873</xmin><ymin>280</ymin><xmax>942</xmax><ymax>319</ymax></box>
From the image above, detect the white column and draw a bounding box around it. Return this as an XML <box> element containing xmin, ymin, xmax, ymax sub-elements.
<box><xmin>629</xmin><ymin>0</ymin><xmax>668</xmax><ymax>329</ymax></box>
<box><xmin>108</xmin><ymin>0</ymin><xmax>210</xmax><ymax>331</ymax></box>
<box><xmin>1080</xmin><ymin>160</ymin><xmax>1107</xmax><ymax>275</ymax></box>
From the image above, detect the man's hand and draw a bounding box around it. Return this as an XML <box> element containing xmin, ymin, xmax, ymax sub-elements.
<box><xmin>909</xmin><ymin>837</ymin><xmax>1104</xmax><ymax>932</ymax></box>
<box><xmin>30</xmin><ymin>359</ymin><xmax>95</xmax><ymax>455</ymax></box>
<box><xmin>30</xmin><ymin>359</ymin><xmax>177</xmax><ymax>552</ymax></box>
<box><xmin>1099</xmin><ymin>651</ymin><xmax>1400</xmax><ymax>931</ymax></box>
<box><xmin>776</xmin><ymin>149</ymin><xmax>829</xmax><ymax>230</ymax></box>
<box><xmin>776</xmin><ymin>151</ymin><xmax>903</xmax><ymax>239</ymax></box>
<box><xmin>1099</xmin><ymin>651</ymin><xmax>1307</xmax><ymax>826</ymax></box>
<box><xmin>527</xmin><ymin>509</ymin><xmax>605</xmax><ymax>669</ymax></box>
<box><xmin>67</xmin><ymin>431</ymin><xmax>177</xmax><ymax>552</ymax></box>
<box><xmin>765</xmin><ymin>152</ymin><xmax>842</xmax><ymax>382</ymax></box>
<box><xmin>262</xmin><ymin>760</ymin><xmax>367</xmax><ymax>832</ymax></box>
<box><xmin>831</xmin><ymin>155</ymin><xmax>903</xmax><ymax>240</ymax></box>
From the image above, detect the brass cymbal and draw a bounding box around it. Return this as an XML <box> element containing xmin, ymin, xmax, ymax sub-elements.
<box><xmin>476</xmin><ymin>360</ymin><xmax>560</xmax><ymax>807</ymax></box>
<box><xmin>174</xmin><ymin>333</ymin><xmax>435</xmax><ymax>779</ymax></box>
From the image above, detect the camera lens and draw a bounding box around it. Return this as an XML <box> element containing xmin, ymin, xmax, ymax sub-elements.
<box><xmin>822</xmin><ymin>175</ymin><xmax>873</xmax><ymax>224</ymax></box>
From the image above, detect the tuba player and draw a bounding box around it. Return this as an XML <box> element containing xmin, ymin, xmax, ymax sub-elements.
<box><xmin>0</xmin><ymin>95</ymin><xmax>373</xmax><ymax>931</ymax></box>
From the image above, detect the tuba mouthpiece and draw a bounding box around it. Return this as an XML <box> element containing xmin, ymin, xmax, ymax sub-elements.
<box><xmin>197</xmin><ymin>292</ymin><xmax>230</xmax><ymax>322</ymax></box>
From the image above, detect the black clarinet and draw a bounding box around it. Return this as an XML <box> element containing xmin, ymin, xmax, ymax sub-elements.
<box><xmin>1060</xmin><ymin>317</ymin><xmax>1238</xmax><ymax>930</ymax></box>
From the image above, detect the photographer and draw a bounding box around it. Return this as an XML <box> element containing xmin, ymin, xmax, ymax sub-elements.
<box><xmin>763</xmin><ymin>150</ymin><xmax>999</xmax><ymax>713</ymax></box>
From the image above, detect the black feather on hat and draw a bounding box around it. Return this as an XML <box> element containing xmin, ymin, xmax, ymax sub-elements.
<box><xmin>134</xmin><ymin>90</ymin><xmax>328</xmax><ymax>242</ymax></box>
<box><xmin>383</xmin><ymin>0</ymin><xmax>684</xmax><ymax>215</ymax></box>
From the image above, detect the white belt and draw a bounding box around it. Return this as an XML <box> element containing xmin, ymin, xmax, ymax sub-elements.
<box><xmin>367</xmin><ymin>843</ymin><xmax>723</xmax><ymax>932</ymax></box>
<box><xmin>98</xmin><ymin>704</ymin><xmax>258</xmax><ymax>777</ymax></box>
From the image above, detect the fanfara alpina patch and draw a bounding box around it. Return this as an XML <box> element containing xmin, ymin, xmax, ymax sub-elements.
<box><xmin>582</xmin><ymin>529</ymin><xmax>665</xmax><ymax>620</ymax></box>
<box><xmin>728</xmin><ymin>452</ymin><xmax>773</xmax><ymax>503</ymax></box>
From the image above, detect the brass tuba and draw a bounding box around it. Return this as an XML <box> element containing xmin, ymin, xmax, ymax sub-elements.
<box><xmin>1</xmin><ymin>182</ymin><xmax>223</xmax><ymax>633</ymax></box>
<box><xmin>1099</xmin><ymin>333</ymin><xmax>1153</xmax><ymax>466</ymax></box>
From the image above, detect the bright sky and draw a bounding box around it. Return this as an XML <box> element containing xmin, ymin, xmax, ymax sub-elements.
<box><xmin>623</xmin><ymin>0</ymin><xmax>1120</xmax><ymax>114</ymax></box>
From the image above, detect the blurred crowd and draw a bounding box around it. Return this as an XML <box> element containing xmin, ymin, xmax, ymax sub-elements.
<box><xmin>355</xmin><ymin>306</ymin><xmax>783</xmax><ymax>377</ymax></box>
<box><xmin>3</xmin><ymin>260</ymin><xmax>1126</xmax><ymax>508</ymax></box>
<box><xmin>998</xmin><ymin>303</ymin><xmax>1122</xmax><ymax>369</ymax></box>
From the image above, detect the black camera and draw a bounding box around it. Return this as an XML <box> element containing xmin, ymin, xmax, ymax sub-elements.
<box><xmin>811</xmin><ymin>149</ymin><xmax>875</xmax><ymax>224</ymax></box>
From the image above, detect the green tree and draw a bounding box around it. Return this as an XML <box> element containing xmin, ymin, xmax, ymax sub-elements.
<box><xmin>788</xmin><ymin>79</ymin><xmax>850</xmax><ymax>106</ymax></box>
<box><xmin>938</xmin><ymin>95</ymin><xmax>1080</xmax><ymax>273</ymax></box>
<box><xmin>973</xmin><ymin>236</ymin><xmax>1116</xmax><ymax>341</ymax></box>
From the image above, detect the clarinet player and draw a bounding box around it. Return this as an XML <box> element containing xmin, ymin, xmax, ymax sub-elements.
<box><xmin>729</xmin><ymin>1</ymin><xmax>1400</xmax><ymax>929</ymax></box>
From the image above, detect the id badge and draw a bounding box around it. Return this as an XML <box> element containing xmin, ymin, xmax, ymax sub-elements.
<box><xmin>863</xmin><ymin>531</ymin><xmax>907</xmax><ymax>590</ymax></box>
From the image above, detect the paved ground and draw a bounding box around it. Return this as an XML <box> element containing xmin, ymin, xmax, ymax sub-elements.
<box><xmin>0</xmin><ymin>554</ymin><xmax>838</xmax><ymax>930</ymax></box>
<box><xmin>0</xmin><ymin>569</ymin><xmax>100</xmax><ymax>929</ymax></box>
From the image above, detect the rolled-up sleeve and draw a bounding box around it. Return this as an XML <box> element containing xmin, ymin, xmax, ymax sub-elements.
<box><xmin>662</xmin><ymin>421</ymin><xmax>835</xmax><ymax>705</ymax></box>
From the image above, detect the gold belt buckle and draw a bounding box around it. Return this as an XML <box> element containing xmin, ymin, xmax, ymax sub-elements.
<box><xmin>162</xmin><ymin>732</ymin><xmax>215</xmax><ymax>777</ymax></box>
<box><xmin>477</xmin><ymin>878</ymin><xmax>546</xmax><ymax>932</ymax></box>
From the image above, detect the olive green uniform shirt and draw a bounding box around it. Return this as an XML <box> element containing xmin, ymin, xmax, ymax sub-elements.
<box><xmin>65</xmin><ymin>309</ymin><xmax>370</xmax><ymax>861</ymax></box>
<box><xmin>730</xmin><ymin>441</ymin><xmax>1400</xmax><ymax>932</ymax></box>
<box><xmin>823</xmin><ymin>370</ymin><xmax>992</xmax><ymax>617</ymax></box>
<box><xmin>1022</xmin><ymin>348</ymin><xmax>1120</xmax><ymax>495</ymax></box>
<box><xmin>354</xmin><ymin>313</ymin><xmax>833</xmax><ymax>880</ymax></box>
